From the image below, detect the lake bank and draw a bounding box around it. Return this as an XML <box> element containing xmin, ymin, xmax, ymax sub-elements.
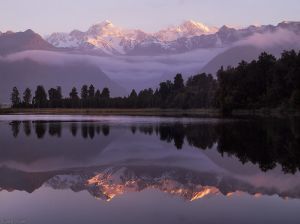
<box><xmin>0</xmin><ymin>108</ymin><xmax>298</xmax><ymax>118</ymax></box>
<box><xmin>0</xmin><ymin>108</ymin><xmax>221</xmax><ymax>117</ymax></box>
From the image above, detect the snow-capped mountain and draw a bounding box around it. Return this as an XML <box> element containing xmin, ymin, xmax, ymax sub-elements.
<box><xmin>46</xmin><ymin>20</ymin><xmax>300</xmax><ymax>56</ymax></box>
<box><xmin>47</xmin><ymin>20</ymin><xmax>152</xmax><ymax>55</ymax></box>
<box><xmin>46</xmin><ymin>20</ymin><xmax>220</xmax><ymax>55</ymax></box>
<box><xmin>154</xmin><ymin>20</ymin><xmax>218</xmax><ymax>41</ymax></box>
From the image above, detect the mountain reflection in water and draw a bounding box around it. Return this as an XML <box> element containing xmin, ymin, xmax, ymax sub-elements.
<box><xmin>0</xmin><ymin>116</ymin><xmax>299</xmax><ymax>204</ymax></box>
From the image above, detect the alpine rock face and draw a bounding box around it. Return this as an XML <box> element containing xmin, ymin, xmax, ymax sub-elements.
<box><xmin>46</xmin><ymin>20</ymin><xmax>300</xmax><ymax>56</ymax></box>
<box><xmin>0</xmin><ymin>29</ymin><xmax>55</xmax><ymax>55</ymax></box>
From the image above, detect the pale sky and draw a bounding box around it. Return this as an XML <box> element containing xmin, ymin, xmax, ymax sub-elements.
<box><xmin>0</xmin><ymin>0</ymin><xmax>299</xmax><ymax>35</ymax></box>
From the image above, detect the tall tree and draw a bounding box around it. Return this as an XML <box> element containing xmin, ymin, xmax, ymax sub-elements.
<box><xmin>11</xmin><ymin>87</ymin><xmax>21</xmax><ymax>108</ymax></box>
<box><xmin>174</xmin><ymin>73</ymin><xmax>184</xmax><ymax>90</ymax></box>
<box><xmin>129</xmin><ymin>89</ymin><xmax>138</xmax><ymax>98</ymax></box>
<box><xmin>128</xmin><ymin>89</ymin><xmax>138</xmax><ymax>108</ymax></box>
<box><xmin>101</xmin><ymin>87</ymin><xmax>110</xmax><ymax>99</ymax></box>
<box><xmin>23</xmin><ymin>88</ymin><xmax>32</xmax><ymax>107</ymax></box>
<box><xmin>95</xmin><ymin>89</ymin><xmax>101</xmax><ymax>107</ymax></box>
<box><xmin>80</xmin><ymin>85</ymin><xmax>88</xmax><ymax>108</ymax></box>
<box><xmin>48</xmin><ymin>86</ymin><xmax>63</xmax><ymax>108</ymax></box>
<box><xmin>48</xmin><ymin>88</ymin><xmax>57</xmax><ymax>101</ymax></box>
<box><xmin>69</xmin><ymin>87</ymin><xmax>79</xmax><ymax>108</ymax></box>
<box><xmin>88</xmin><ymin>85</ymin><xmax>95</xmax><ymax>98</ymax></box>
<box><xmin>69</xmin><ymin>87</ymin><xmax>79</xmax><ymax>100</ymax></box>
<box><xmin>81</xmin><ymin>85</ymin><xmax>88</xmax><ymax>100</ymax></box>
<box><xmin>95</xmin><ymin>89</ymin><xmax>101</xmax><ymax>99</ymax></box>
<box><xmin>33</xmin><ymin>85</ymin><xmax>47</xmax><ymax>108</ymax></box>
<box><xmin>56</xmin><ymin>86</ymin><xmax>62</xmax><ymax>101</ymax></box>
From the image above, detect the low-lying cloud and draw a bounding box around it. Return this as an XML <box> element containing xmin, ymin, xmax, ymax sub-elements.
<box><xmin>1</xmin><ymin>48</ymin><xmax>225</xmax><ymax>91</ymax></box>
<box><xmin>236</xmin><ymin>28</ymin><xmax>300</xmax><ymax>49</ymax></box>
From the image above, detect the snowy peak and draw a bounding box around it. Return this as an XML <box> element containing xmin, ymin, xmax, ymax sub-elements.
<box><xmin>155</xmin><ymin>20</ymin><xmax>218</xmax><ymax>41</ymax></box>
<box><xmin>45</xmin><ymin>20</ymin><xmax>300</xmax><ymax>56</ymax></box>
<box><xmin>87</xmin><ymin>20</ymin><xmax>123</xmax><ymax>37</ymax></box>
<box><xmin>46</xmin><ymin>19</ymin><xmax>218</xmax><ymax>52</ymax></box>
<box><xmin>180</xmin><ymin>20</ymin><xmax>216</xmax><ymax>33</ymax></box>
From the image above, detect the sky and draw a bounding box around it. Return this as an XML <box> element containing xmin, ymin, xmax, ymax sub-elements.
<box><xmin>0</xmin><ymin>0</ymin><xmax>299</xmax><ymax>35</ymax></box>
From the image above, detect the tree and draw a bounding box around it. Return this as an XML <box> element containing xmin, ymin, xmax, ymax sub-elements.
<box><xmin>138</xmin><ymin>88</ymin><xmax>154</xmax><ymax>108</ymax></box>
<box><xmin>11</xmin><ymin>87</ymin><xmax>21</xmax><ymax>108</ymax></box>
<box><xmin>185</xmin><ymin>73</ymin><xmax>217</xmax><ymax>108</ymax></box>
<box><xmin>80</xmin><ymin>85</ymin><xmax>88</xmax><ymax>107</ymax></box>
<box><xmin>69</xmin><ymin>87</ymin><xmax>79</xmax><ymax>108</ymax></box>
<box><xmin>69</xmin><ymin>87</ymin><xmax>79</xmax><ymax>100</ymax></box>
<box><xmin>23</xmin><ymin>88</ymin><xmax>32</xmax><ymax>107</ymax></box>
<box><xmin>81</xmin><ymin>85</ymin><xmax>88</xmax><ymax>100</ymax></box>
<box><xmin>48</xmin><ymin>86</ymin><xmax>63</xmax><ymax>108</ymax></box>
<box><xmin>101</xmin><ymin>87</ymin><xmax>110</xmax><ymax>99</ymax></box>
<box><xmin>48</xmin><ymin>88</ymin><xmax>57</xmax><ymax>101</ymax></box>
<box><xmin>33</xmin><ymin>85</ymin><xmax>47</xmax><ymax>108</ymax></box>
<box><xmin>290</xmin><ymin>90</ymin><xmax>300</xmax><ymax>109</ymax></box>
<box><xmin>174</xmin><ymin>73</ymin><xmax>184</xmax><ymax>90</ymax></box>
<box><xmin>128</xmin><ymin>89</ymin><xmax>138</xmax><ymax>108</ymax></box>
<box><xmin>88</xmin><ymin>85</ymin><xmax>95</xmax><ymax>98</ymax></box>
<box><xmin>95</xmin><ymin>89</ymin><xmax>101</xmax><ymax>107</ymax></box>
<box><xmin>129</xmin><ymin>89</ymin><xmax>137</xmax><ymax>98</ymax></box>
<box><xmin>56</xmin><ymin>86</ymin><xmax>62</xmax><ymax>100</ymax></box>
<box><xmin>95</xmin><ymin>89</ymin><xmax>101</xmax><ymax>99</ymax></box>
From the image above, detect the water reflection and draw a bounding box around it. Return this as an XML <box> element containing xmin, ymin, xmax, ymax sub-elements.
<box><xmin>34</xmin><ymin>121</ymin><xmax>47</xmax><ymax>139</ymax></box>
<box><xmin>10</xmin><ymin>120</ymin><xmax>21</xmax><ymax>138</ymax></box>
<box><xmin>0</xmin><ymin>164</ymin><xmax>299</xmax><ymax>202</ymax></box>
<box><xmin>23</xmin><ymin>121</ymin><xmax>31</xmax><ymax>136</ymax></box>
<box><xmin>70</xmin><ymin>123</ymin><xmax>78</xmax><ymax>137</ymax></box>
<box><xmin>1</xmin><ymin>116</ymin><xmax>300</xmax><ymax>224</ymax></box>
<box><xmin>7</xmin><ymin>118</ymin><xmax>300</xmax><ymax>174</ymax></box>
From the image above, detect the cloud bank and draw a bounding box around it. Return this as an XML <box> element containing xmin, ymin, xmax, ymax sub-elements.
<box><xmin>236</xmin><ymin>28</ymin><xmax>300</xmax><ymax>49</ymax></box>
<box><xmin>1</xmin><ymin>48</ymin><xmax>225</xmax><ymax>91</ymax></box>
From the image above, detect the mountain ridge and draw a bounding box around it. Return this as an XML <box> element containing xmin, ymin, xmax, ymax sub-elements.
<box><xmin>45</xmin><ymin>20</ymin><xmax>300</xmax><ymax>56</ymax></box>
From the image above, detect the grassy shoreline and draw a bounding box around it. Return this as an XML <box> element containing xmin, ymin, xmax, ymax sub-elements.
<box><xmin>0</xmin><ymin>108</ymin><xmax>298</xmax><ymax>118</ymax></box>
<box><xmin>0</xmin><ymin>108</ymin><xmax>221</xmax><ymax>117</ymax></box>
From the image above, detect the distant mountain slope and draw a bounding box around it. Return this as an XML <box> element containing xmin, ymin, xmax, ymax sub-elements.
<box><xmin>200</xmin><ymin>43</ymin><xmax>300</xmax><ymax>75</ymax></box>
<box><xmin>200</xmin><ymin>45</ymin><xmax>262</xmax><ymax>75</ymax></box>
<box><xmin>0</xmin><ymin>29</ymin><xmax>55</xmax><ymax>55</ymax></box>
<box><xmin>0</xmin><ymin>59</ymin><xmax>127</xmax><ymax>104</ymax></box>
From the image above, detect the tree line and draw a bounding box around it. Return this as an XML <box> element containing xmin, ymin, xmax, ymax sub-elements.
<box><xmin>10</xmin><ymin>50</ymin><xmax>300</xmax><ymax>112</ymax></box>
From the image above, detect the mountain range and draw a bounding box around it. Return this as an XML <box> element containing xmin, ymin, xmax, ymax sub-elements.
<box><xmin>45</xmin><ymin>20</ymin><xmax>300</xmax><ymax>56</ymax></box>
<box><xmin>1</xmin><ymin>20</ymin><xmax>299</xmax><ymax>58</ymax></box>
<box><xmin>1</xmin><ymin>20</ymin><xmax>300</xmax><ymax>103</ymax></box>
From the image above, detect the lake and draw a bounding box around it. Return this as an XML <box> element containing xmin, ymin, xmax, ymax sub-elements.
<box><xmin>0</xmin><ymin>115</ymin><xmax>299</xmax><ymax>224</ymax></box>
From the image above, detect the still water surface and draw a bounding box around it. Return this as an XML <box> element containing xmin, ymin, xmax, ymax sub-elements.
<box><xmin>0</xmin><ymin>115</ymin><xmax>299</xmax><ymax>224</ymax></box>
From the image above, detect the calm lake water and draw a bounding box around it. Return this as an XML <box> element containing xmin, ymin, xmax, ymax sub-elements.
<box><xmin>0</xmin><ymin>115</ymin><xmax>299</xmax><ymax>224</ymax></box>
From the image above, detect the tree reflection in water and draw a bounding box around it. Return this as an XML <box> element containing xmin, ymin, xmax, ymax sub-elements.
<box><xmin>8</xmin><ymin>118</ymin><xmax>300</xmax><ymax>173</ymax></box>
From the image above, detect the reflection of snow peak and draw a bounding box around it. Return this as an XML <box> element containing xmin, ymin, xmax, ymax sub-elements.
<box><xmin>86</xmin><ymin>169</ymin><xmax>220</xmax><ymax>201</ymax></box>
<box><xmin>46</xmin><ymin>166</ymin><xmax>227</xmax><ymax>202</ymax></box>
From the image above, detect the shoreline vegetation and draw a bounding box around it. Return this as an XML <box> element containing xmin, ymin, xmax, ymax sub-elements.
<box><xmin>0</xmin><ymin>108</ymin><xmax>299</xmax><ymax>118</ymax></box>
<box><xmin>4</xmin><ymin>50</ymin><xmax>300</xmax><ymax>116</ymax></box>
